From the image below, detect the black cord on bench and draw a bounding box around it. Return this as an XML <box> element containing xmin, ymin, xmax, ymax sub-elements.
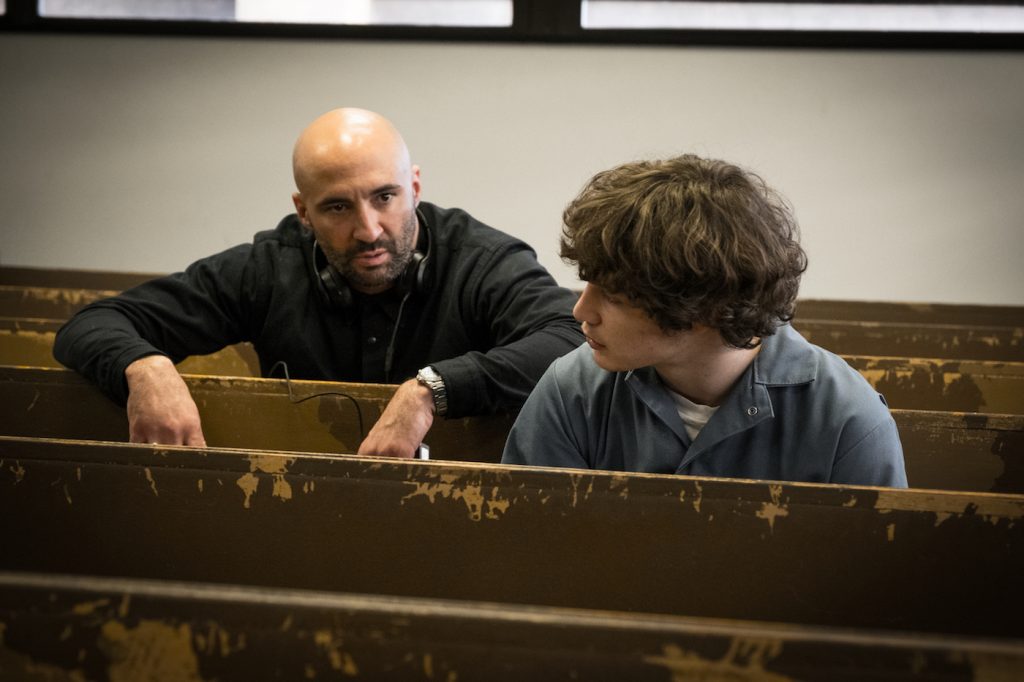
<box><xmin>266</xmin><ymin>361</ymin><xmax>365</xmax><ymax>440</ymax></box>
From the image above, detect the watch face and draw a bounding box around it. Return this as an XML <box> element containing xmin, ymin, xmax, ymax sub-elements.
<box><xmin>417</xmin><ymin>367</ymin><xmax>447</xmax><ymax>416</ymax></box>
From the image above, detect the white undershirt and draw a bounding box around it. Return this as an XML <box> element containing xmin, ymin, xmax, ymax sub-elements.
<box><xmin>667</xmin><ymin>389</ymin><xmax>720</xmax><ymax>442</ymax></box>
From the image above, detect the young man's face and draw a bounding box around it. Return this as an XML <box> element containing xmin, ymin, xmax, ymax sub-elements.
<box><xmin>573</xmin><ymin>282</ymin><xmax>685</xmax><ymax>373</ymax></box>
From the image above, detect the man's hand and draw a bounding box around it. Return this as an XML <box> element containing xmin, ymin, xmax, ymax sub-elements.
<box><xmin>357</xmin><ymin>379</ymin><xmax>435</xmax><ymax>458</ymax></box>
<box><xmin>125</xmin><ymin>355</ymin><xmax>207</xmax><ymax>446</ymax></box>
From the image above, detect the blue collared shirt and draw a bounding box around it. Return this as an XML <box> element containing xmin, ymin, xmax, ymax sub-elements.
<box><xmin>502</xmin><ymin>325</ymin><xmax>907</xmax><ymax>487</ymax></box>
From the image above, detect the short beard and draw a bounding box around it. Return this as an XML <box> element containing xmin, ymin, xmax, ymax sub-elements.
<box><xmin>322</xmin><ymin>210</ymin><xmax>418</xmax><ymax>293</ymax></box>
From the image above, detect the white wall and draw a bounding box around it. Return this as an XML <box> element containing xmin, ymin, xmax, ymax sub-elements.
<box><xmin>1</xmin><ymin>33</ymin><xmax>1022</xmax><ymax>304</ymax></box>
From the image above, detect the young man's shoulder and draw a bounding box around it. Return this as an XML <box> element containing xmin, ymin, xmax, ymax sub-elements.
<box><xmin>766</xmin><ymin>324</ymin><xmax>892</xmax><ymax>418</ymax></box>
<box><xmin>541</xmin><ymin>344</ymin><xmax>637</xmax><ymax>406</ymax></box>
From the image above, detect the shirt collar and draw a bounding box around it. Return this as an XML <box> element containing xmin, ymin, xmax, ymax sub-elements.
<box><xmin>751</xmin><ymin>323</ymin><xmax>819</xmax><ymax>387</ymax></box>
<box><xmin>625</xmin><ymin>323</ymin><xmax>818</xmax><ymax>389</ymax></box>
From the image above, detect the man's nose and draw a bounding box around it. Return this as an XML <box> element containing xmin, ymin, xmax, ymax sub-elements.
<box><xmin>352</xmin><ymin>204</ymin><xmax>385</xmax><ymax>243</ymax></box>
<box><xmin>573</xmin><ymin>284</ymin><xmax>598</xmax><ymax>324</ymax></box>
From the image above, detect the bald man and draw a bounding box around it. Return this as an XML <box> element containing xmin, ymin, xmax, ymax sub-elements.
<box><xmin>54</xmin><ymin>108</ymin><xmax>583</xmax><ymax>458</ymax></box>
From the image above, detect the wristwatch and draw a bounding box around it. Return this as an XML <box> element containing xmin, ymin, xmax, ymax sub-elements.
<box><xmin>416</xmin><ymin>366</ymin><xmax>448</xmax><ymax>417</ymax></box>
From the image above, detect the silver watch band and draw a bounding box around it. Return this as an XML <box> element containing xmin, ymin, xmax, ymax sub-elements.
<box><xmin>416</xmin><ymin>366</ymin><xmax>448</xmax><ymax>417</ymax></box>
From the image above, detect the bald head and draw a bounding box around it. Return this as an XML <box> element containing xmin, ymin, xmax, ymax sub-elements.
<box><xmin>290</xmin><ymin>108</ymin><xmax>422</xmax><ymax>296</ymax></box>
<box><xmin>292</xmin><ymin>108</ymin><xmax>412</xmax><ymax>194</ymax></box>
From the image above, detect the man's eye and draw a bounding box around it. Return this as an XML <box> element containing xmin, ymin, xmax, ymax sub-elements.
<box><xmin>601</xmin><ymin>288</ymin><xmax>625</xmax><ymax>305</ymax></box>
<box><xmin>327</xmin><ymin>204</ymin><xmax>348</xmax><ymax>213</ymax></box>
<box><xmin>377</xmin><ymin>193</ymin><xmax>395</xmax><ymax>204</ymax></box>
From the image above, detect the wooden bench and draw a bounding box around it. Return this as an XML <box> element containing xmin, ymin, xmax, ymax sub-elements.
<box><xmin>2</xmin><ymin>569</ymin><xmax>1021</xmax><ymax>680</ymax></box>
<box><xmin>1</xmin><ymin>365</ymin><xmax>1021</xmax><ymax>494</ymax></box>
<box><xmin>842</xmin><ymin>354</ymin><xmax>1024</xmax><ymax>414</ymax></box>
<box><xmin>3</xmin><ymin>316</ymin><xmax>1021</xmax><ymax>415</ymax></box>
<box><xmin>0</xmin><ymin>265</ymin><xmax>160</xmax><ymax>290</ymax></box>
<box><xmin>796</xmin><ymin>298</ymin><xmax>1024</xmax><ymax>328</ymax></box>
<box><xmin>1</xmin><ymin>436</ymin><xmax>1021</xmax><ymax>644</ymax></box>
<box><xmin>791</xmin><ymin>318</ymin><xmax>1023</xmax><ymax>362</ymax></box>
<box><xmin>0</xmin><ymin>283</ymin><xmax>119</xmax><ymax>320</ymax></box>
<box><xmin>0</xmin><ymin>317</ymin><xmax>261</xmax><ymax>377</ymax></box>
<box><xmin>3</xmin><ymin>268</ymin><xmax>1021</xmax><ymax>329</ymax></box>
<box><xmin>0</xmin><ymin>365</ymin><xmax>513</xmax><ymax>463</ymax></box>
<box><xmin>3</xmin><ymin>277</ymin><xmax>1023</xmax><ymax>362</ymax></box>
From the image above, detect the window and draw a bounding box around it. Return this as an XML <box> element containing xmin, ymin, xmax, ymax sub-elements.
<box><xmin>237</xmin><ymin>1</ymin><xmax>512</xmax><ymax>27</ymax></box>
<box><xmin>38</xmin><ymin>0</ymin><xmax>513</xmax><ymax>26</ymax></box>
<box><xmin>6</xmin><ymin>0</ymin><xmax>1022</xmax><ymax>46</ymax></box>
<box><xmin>40</xmin><ymin>0</ymin><xmax>233</xmax><ymax>20</ymax></box>
<box><xmin>582</xmin><ymin>0</ymin><xmax>1024</xmax><ymax>34</ymax></box>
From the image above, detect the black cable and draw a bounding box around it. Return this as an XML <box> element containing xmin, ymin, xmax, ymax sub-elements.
<box><xmin>267</xmin><ymin>361</ymin><xmax>365</xmax><ymax>440</ymax></box>
<box><xmin>383</xmin><ymin>288</ymin><xmax>411</xmax><ymax>383</ymax></box>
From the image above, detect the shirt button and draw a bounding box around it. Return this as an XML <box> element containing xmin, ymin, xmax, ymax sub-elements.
<box><xmin>367</xmin><ymin>336</ymin><xmax>378</xmax><ymax>345</ymax></box>
<box><xmin>747</xmin><ymin>406</ymin><xmax>758</xmax><ymax>416</ymax></box>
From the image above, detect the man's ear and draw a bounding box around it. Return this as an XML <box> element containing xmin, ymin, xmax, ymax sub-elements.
<box><xmin>411</xmin><ymin>165</ymin><xmax>422</xmax><ymax>207</ymax></box>
<box><xmin>292</xmin><ymin>192</ymin><xmax>310</xmax><ymax>226</ymax></box>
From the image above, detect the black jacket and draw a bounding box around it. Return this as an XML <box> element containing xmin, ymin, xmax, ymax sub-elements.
<box><xmin>53</xmin><ymin>202</ymin><xmax>583</xmax><ymax>418</ymax></box>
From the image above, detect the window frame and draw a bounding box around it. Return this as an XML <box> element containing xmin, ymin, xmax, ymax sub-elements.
<box><xmin>1</xmin><ymin>0</ymin><xmax>1022</xmax><ymax>49</ymax></box>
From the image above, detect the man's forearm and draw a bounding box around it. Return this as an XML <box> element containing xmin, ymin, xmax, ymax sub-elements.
<box><xmin>433</xmin><ymin>320</ymin><xmax>583</xmax><ymax>418</ymax></box>
<box><xmin>54</xmin><ymin>306</ymin><xmax>166</xmax><ymax>404</ymax></box>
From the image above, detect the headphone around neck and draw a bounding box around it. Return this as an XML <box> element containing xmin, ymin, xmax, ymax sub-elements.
<box><xmin>313</xmin><ymin>211</ymin><xmax>432</xmax><ymax>311</ymax></box>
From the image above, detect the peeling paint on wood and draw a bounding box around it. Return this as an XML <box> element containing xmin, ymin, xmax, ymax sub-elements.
<box><xmin>2</xmin><ymin>437</ymin><xmax>1023</xmax><ymax>641</ymax></box>
<box><xmin>0</xmin><ymin>321</ymin><xmax>260</xmax><ymax>377</ymax></box>
<box><xmin>794</xmin><ymin>299</ymin><xmax>1024</xmax><ymax>328</ymax></box>
<box><xmin>100</xmin><ymin>619</ymin><xmax>201</xmax><ymax>682</ymax></box>
<box><xmin>4</xmin><ymin>366</ymin><xmax>1023</xmax><ymax>493</ymax></box>
<box><xmin>313</xmin><ymin>630</ymin><xmax>359</xmax><ymax>675</ymax></box>
<box><xmin>844</xmin><ymin>355</ymin><xmax>1024</xmax><ymax>414</ymax></box>
<box><xmin>794</xmin><ymin>319</ymin><xmax>1023</xmax><ymax>362</ymax></box>
<box><xmin>2</xmin><ymin>571</ymin><xmax>1021</xmax><ymax>680</ymax></box>
<box><xmin>236</xmin><ymin>473</ymin><xmax>259</xmax><ymax>510</ymax></box>
<box><xmin>144</xmin><ymin>468</ymin><xmax>159</xmax><ymax>497</ymax></box>
<box><xmin>646</xmin><ymin>639</ymin><xmax>792</xmax><ymax>682</ymax></box>
<box><xmin>400</xmin><ymin>470</ymin><xmax>512</xmax><ymax>522</ymax></box>
<box><xmin>755</xmin><ymin>484</ymin><xmax>789</xmax><ymax>533</ymax></box>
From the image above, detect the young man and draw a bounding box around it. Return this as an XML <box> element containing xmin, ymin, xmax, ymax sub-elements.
<box><xmin>54</xmin><ymin>108</ymin><xmax>583</xmax><ymax>457</ymax></box>
<box><xmin>502</xmin><ymin>154</ymin><xmax>907</xmax><ymax>487</ymax></box>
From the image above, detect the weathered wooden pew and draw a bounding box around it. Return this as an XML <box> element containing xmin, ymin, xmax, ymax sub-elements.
<box><xmin>0</xmin><ymin>317</ymin><xmax>260</xmax><ymax>377</ymax></box>
<box><xmin>3</xmin><ymin>279</ymin><xmax>1023</xmax><ymax>362</ymax></box>
<box><xmin>796</xmin><ymin>298</ymin><xmax>1024</xmax><ymax>328</ymax></box>
<box><xmin>0</xmin><ymin>283</ymin><xmax>117</xmax><ymax>320</ymax></box>
<box><xmin>3</xmin><ymin>570</ymin><xmax>1022</xmax><ymax>680</ymax></box>
<box><xmin>1</xmin><ymin>365</ymin><xmax>1021</xmax><ymax>494</ymax></box>
<box><xmin>0</xmin><ymin>265</ymin><xmax>160</xmax><ymax>290</ymax></box>
<box><xmin>792</xmin><ymin>318</ymin><xmax>1023</xmax><ymax>362</ymax></box>
<box><xmin>0</xmin><ymin>365</ymin><xmax>514</xmax><ymax>463</ymax></box>
<box><xmin>843</xmin><ymin>354</ymin><xmax>1024</xmax><ymax>414</ymax></box>
<box><xmin>3</xmin><ymin>318</ymin><xmax>1022</xmax><ymax>414</ymax></box>
<box><xmin>3</xmin><ymin>268</ymin><xmax>1021</xmax><ymax>330</ymax></box>
<box><xmin>1</xmin><ymin>437</ymin><xmax>1022</xmax><ymax>646</ymax></box>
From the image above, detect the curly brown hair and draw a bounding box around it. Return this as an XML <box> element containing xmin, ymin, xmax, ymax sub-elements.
<box><xmin>561</xmin><ymin>154</ymin><xmax>807</xmax><ymax>349</ymax></box>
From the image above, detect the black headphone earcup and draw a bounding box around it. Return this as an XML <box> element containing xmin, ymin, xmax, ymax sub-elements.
<box><xmin>399</xmin><ymin>250</ymin><xmax>427</xmax><ymax>296</ymax></box>
<box><xmin>320</xmin><ymin>263</ymin><xmax>354</xmax><ymax>310</ymax></box>
<box><xmin>313</xmin><ymin>240</ymin><xmax>354</xmax><ymax>310</ymax></box>
<box><xmin>404</xmin><ymin>215</ymin><xmax>432</xmax><ymax>296</ymax></box>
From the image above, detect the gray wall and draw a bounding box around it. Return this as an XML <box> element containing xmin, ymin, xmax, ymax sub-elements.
<box><xmin>1</xmin><ymin>33</ymin><xmax>1022</xmax><ymax>303</ymax></box>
